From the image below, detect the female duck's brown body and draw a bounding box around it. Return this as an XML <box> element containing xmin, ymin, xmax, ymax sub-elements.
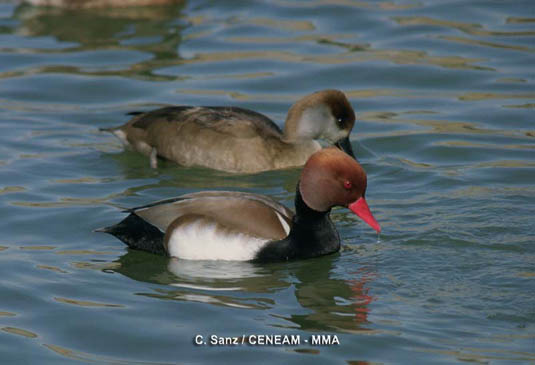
<box><xmin>102</xmin><ymin>90</ymin><xmax>356</xmax><ymax>173</ymax></box>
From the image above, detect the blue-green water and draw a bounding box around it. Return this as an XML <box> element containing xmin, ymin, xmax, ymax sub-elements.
<box><xmin>1</xmin><ymin>0</ymin><xmax>534</xmax><ymax>363</ymax></box>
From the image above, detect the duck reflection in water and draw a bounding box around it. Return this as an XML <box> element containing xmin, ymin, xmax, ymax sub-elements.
<box><xmin>111</xmin><ymin>250</ymin><xmax>375</xmax><ymax>332</ymax></box>
<box><xmin>13</xmin><ymin>1</ymin><xmax>185</xmax><ymax>77</ymax></box>
<box><xmin>22</xmin><ymin>0</ymin><xmax>184</xmax><ymax>9</ymax></box>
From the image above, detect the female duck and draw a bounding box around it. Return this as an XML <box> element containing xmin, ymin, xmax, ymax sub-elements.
<box><xmin>102</xmin><ymin>89</ymin><xmax>356</xmax><ymax>173</ymax></box>
<box><xmin>98</xmin><ymin>147</ymin><xmax>380</xmax><ymax>262</ymax></box>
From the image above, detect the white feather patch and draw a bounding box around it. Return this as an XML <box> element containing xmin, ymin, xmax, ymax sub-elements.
<box><xmin>112</xmin><ymin>129</ymin><xmax>129</xmax><ymax>146</ymax></box>
<box><xmin>167</xmin><ymin>221</ymin><xmax>268</xmax><ymax>261</ymax></box>
<box><xmin>275</xmin><ymin>211</ymin><xmax>290</xmax><ymax>236</ymax></box>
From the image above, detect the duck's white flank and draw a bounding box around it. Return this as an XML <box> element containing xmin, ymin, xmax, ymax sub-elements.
<box><xmin>166</xmin><ymin>220</ymin><xmax>269</xmax><ymax>261</ymax></box>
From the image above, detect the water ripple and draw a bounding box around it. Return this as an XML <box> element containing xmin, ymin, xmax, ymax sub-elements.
<box><xmin>0</xmin><ymin>0</ymin><xmax>534</xmax><ymax>364</ymax></box>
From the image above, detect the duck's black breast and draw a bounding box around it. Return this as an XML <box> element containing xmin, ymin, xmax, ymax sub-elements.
<box><xmin>253</xmin><ymin>189</ymin><xmax>340</xmax><ymax>263</ymax></box>
<box><xmin>253</xmin><ymin>215</ymin><xmax>339</xmax><ymax>262</ymax></box>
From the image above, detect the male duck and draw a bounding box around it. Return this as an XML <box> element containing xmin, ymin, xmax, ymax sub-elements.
<box><xmin>101</xmin><ymin>89</ymin><xmax>356</xmax><ymax>173</ymax></box>
<box><xmin>97</xmin><ymin>147</ymin><xmax>380</xmax><ymax>262</ymax></box>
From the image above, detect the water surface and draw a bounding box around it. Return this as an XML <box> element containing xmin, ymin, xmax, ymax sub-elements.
<box><xmin>0</xmin><ymin>0</ymin><xmax>534</xmax><ymax>363</ymax></box>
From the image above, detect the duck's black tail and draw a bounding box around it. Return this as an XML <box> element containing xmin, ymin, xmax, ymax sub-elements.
<box><xmin>95</xmin><ymin>213</ymin><xmax>166</xmax><ymax>255</ymax></box>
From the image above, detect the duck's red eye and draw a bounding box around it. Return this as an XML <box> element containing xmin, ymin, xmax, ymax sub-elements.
<box><xmin>344</xmin><ymin>180</ymin><xmax>352</xmax><ymax>190</ymax></box>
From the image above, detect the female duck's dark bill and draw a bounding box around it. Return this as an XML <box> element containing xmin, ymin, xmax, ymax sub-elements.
<box><xmin>335</xmin><ymin>136</ymin><xmax>355</xmax><ymax>159</ymax></box>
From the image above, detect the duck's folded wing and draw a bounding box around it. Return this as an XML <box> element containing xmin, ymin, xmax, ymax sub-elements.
<box><xmin>134</xmin><ymin>191</ymin><xmax>294</xmax><ymax>241</ymax></box>
<box><xmin>129</xmin><ymin>106</ymin><xmax>282</xmax><ymax>138</ymax></box>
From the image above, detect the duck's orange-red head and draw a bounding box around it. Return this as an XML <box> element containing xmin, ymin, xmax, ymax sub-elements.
<box><xmin>299</xmin><ymin>147</ymin><xmax>381</xmax><ymax>233</ymax></box>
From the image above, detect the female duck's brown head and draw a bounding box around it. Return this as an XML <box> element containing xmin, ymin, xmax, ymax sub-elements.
<box><xmin>299</xmin><ymin>147</ymin><xmax>381</xmax><ymax>233</ymax></box>
<box><xmin>284</xmin><ymin>89</ymin><xmax>356</xmax><ymax>157</ymax></box>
